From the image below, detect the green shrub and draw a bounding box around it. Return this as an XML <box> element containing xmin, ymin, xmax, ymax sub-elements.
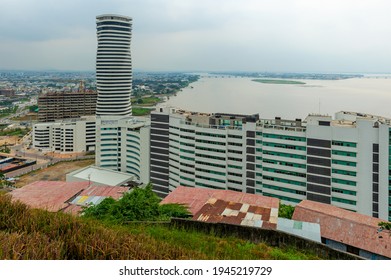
<box><xmin>82</xmin><ymin>184</ymin><xmax>191</xmax><ymax>223</ymax></box>
<box><xmin>278</xmin><ymin>203</ymin><xmax>295</xmax><ymax>219</ymax></box>
<box><xmin>159</xmin><ymin>203</ymin><xmax>191</xmax><ymax>219</ymax></box>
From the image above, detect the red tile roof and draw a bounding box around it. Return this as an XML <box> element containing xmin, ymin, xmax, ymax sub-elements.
<box><xmin>292</xmin><ymin>200</ymin><xmax>391</xmax><ymax>259</ymax></box>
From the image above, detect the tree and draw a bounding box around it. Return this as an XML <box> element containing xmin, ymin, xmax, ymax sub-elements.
<box><xmin>0</xmin><ymin>172</ymin><xmax>14</xmax><ymax>189</ymax></box>
<box><xmin>278</xmin><ymin>203</ymin><xmax>295</xmax><ymax>219</ymax></box>
<box><xmin>82</xmin><ymin>184</ymin><xmax>191</xmax><ymax>224</ymax></box>
<box><xmin>82</xmin><ymin>197</ymin><xmax>116</xmax><ymax>220</ymax></box>
<box><xmin>378</xmin><ymin>222</ymin><xmax>391</xmax><ymax>235</ymax></box>
<box><xmin>159</xmin><ymin>203</ymin><xmax>192</xmax><ymax>219</ymax></box>
<box><xmin>29</xmin><ymin>105</ymin><xmax>39</xmax><ymax>112</ymax></box>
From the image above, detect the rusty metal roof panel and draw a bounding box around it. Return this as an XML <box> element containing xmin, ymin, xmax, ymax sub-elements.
<box><xmin>262</xmin><ymin>221</ymin><xmax>278</xmax><ymax>230</ymax></box>
<box><xmin>161</xmin><ymin>186</ymin><xmax>280</xmax><ymax>229</ymax></box>
<box><xmin>221</xmin><ymin>215</ymin><xmax>243</xmax><ymax>225</ymax></box>
<box><xmin>191</xmin><ymin>198</ymin><xmax>278</xmax><ymax>229</ymax></box>
<box><xmin>161</xmin><ymin>186</ymin><xmax>280</xmax><ymax>214</ymax></box>
<box><xmin>229</xmin><ymin>201</ymin><xmax>242</xmax><ymax>211</ymax></box>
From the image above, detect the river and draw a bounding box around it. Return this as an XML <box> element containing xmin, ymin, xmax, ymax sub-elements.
<box><xmin>162</xmin><ymin>75</ymin><xmax>391</xmax><ymax>120</ymax></box>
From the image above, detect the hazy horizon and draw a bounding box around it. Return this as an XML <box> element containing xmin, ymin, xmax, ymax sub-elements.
<box><xmin>2</xmin><ymin>69</ymin><xmax>391</xmax><ymax>76</ymax></box>
<box><xmin>1</xmin><ymin>0</ymin><xmax>391</xmax><ymax>73</ymax></box>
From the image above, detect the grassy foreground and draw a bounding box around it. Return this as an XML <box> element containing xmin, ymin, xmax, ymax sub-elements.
<box><xmin>0</xmin><ymin>194</ymin><xmax>322</xmax><ymax>260</ymax></box>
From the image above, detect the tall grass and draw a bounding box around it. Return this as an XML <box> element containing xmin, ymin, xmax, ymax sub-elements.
<box><xmin>0</xmin><ymin>194</ymin><xmax>202</xmax><ymax>259</ymax></box>
<box><xmin>130</xmin><ymin>224</ymin><xmax>322</xmax><ymax>260</ymax></box>
<box><xmin>0</xmin><ymin>194</ymin><xmax>322</xmax><ymax>260</ymax></box>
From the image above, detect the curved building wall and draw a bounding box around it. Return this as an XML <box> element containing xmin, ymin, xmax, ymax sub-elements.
<box><xmin>96</xmin><ymin>14</ymin><xmax>132</xmax><ymax>116</ymax></box>
<box><xmin>95</xmin><ymin>116</ymin><xmax>150</xmax><ymax>184</ymax></box>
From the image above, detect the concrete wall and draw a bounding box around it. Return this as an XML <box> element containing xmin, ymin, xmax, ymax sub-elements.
<box><xmin>170</xmin><ymin>218</ymin><xmax>363</xmax><ymax>260</ymax></box>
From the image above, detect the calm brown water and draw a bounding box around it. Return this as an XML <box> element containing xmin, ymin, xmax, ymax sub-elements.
<box><xmin>163</xmin><ymin>75</ymin><xmax>391</xmax><ymax>120</ymax></box>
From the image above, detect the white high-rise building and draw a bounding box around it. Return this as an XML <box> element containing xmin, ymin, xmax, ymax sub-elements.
<box><xmin>96</xmin><ymin>14</ymin><xmax>132</xmax><ymax>116</ymax></box>
<box><xmin>95</xmin><ymin>15</ymin><xmax>150</xmax><ymax>185</ymax></box>
<box><xmin>150</xmin><ymin>107</ymin><xmax>391</xmax><ymax>221</ymax></box>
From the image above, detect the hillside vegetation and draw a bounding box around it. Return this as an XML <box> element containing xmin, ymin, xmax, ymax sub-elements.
<box><xmin>0</xmin><ymin>193</ymin><xmax>323</xmax><ymax>260</ymax></box>
<box><xmin>252</xmin><ymin>79</ymin><xmax>306</xmax><ymax>85</ymax></box>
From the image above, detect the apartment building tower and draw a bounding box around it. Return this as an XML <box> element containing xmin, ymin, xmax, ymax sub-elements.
<box><xmin>38</xmin><ymin>89</ymin><xmax>97</xmax><ymax>122</ymax></box>
<box><xmin>150</xmin><ymin>107</ymin><xmax>391</xmax><ymax>221</ymax></box>
<box><xmin>94</xmin><ymin>15</ymin><xmax>151</xmax><ymax>184</ymax></box>
<box><xmin>33</xmin><ymin>116</ymin><xmax>96</xmax><ymax>153</ymax></box>
<box><xmin>96</xmin><ymin>14</ymin><xmax>133</xmax><ymax>116</ymax></box>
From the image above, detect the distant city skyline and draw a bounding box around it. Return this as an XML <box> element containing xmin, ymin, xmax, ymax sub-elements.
<box><xmin>1</xmin><ymin>0</ymin><xmax>391</xmax><ymax>73</ymax></box>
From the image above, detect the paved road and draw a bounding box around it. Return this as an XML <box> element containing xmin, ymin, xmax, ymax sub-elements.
<box><xmin>3</xmin><ymin>121</ymin><xmax>94</xmax><ymax>179</ymax></box>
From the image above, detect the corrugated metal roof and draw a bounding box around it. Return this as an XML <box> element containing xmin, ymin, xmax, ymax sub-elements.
<box><xmin>277</xmin><ymin>217</ymin><xmax>321</xmax><ymax>243</ymax></box>
<box><xmin>193</xmin><ymin>198</ymin><xmax>278</xmax><ymax>229</ymax></box>
<box><xmin>11</xmin><ymin>181</ymin><xmax>89</xmax><ymax>212</ymax></box>
<box><xmin>71</xmin><ymin>195</ymin><xmax>108</xmax><ymax>206</ymax></box>
<box><xmin>292</xmin><ymin>200</ymin><xmax>391</xmax><ymax>258</ymax></box>
<box><xmin>161</xmin><ymin>186</ymin><xmax>279</xmax><ymax>230</ymax></box>
<box><xmin>161</xmin><ymin>186</ymin><xmax>280</xmax><ymax>215</ymax></box>
<box><xmin>11</xmin><ymin>181</ymin><xmax>129</xmax><ymax>215</ymax></box>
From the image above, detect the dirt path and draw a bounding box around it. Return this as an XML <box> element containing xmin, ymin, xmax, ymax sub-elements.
<box><xmin>0</xmin><ymin>136</ymin><xmax>19</xmax><ymax>146</ymax></box>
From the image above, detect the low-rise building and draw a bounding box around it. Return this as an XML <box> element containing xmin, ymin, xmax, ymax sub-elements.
<box><xmin>10</xmin><ymin>180</ymin><xmax>130</xmax><ymax>215</ymax></box>
<box><xmin>161</xmin><ymin>186</ymin><xmax>321</xmax><ymax>242</ymax></box>
<box><xmin>292</xmin><ymin>200</ymin><xmax>391</xmax><ymax>260</ymax></box>
<box><xmin>66</xmin><ymin>165</ymin><xmax>138</xmax><ymax>187</ymax></box>
<box><xmin>161</xmin><ymin>186</ymin><xmax>280</xmax><ymax>229</ymax></box>
<box><xmin>32</xmin><ymin>116</ymin><xmax>96</xmax><ymax>153</ymax></box>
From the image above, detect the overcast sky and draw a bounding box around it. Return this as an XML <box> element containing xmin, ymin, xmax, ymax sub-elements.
<box><xmin>1</xmin><ymin>0</ymin><xmax>391</xmax><ymax>73</ymax></box>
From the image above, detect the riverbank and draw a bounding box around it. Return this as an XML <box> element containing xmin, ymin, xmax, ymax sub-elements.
<box><xmin>252</xmin><ymin>79</ymin><xmax>306</xmax><ymax>85</ymax></box>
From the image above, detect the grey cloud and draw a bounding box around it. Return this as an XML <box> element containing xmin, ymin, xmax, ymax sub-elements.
<box><xmin>1</xmin><ymin>0</ymin><xmax>391</xmax><ymax>72</ymax></box>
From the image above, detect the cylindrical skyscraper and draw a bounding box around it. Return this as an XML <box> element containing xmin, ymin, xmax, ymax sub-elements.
<box><xmin>96</xmin><ymin>14</ymin><xmax>132</xmax><ymax>116</ymax></box>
